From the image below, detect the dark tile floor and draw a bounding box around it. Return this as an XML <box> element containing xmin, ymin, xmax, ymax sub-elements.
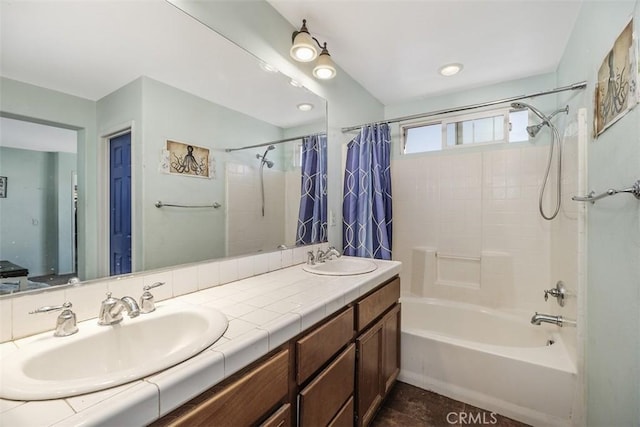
<box><xmin>372</xmin><ymin>382</ymin><xmax>530</xmax><ymax>427</ymax></box>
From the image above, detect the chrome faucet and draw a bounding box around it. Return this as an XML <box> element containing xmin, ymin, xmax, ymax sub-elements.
<box><xmin>530</xmin><ymin>312</ymin><xmax>576</xmax><ymax>327</ymax></box>
<box><xmin>315</xmin><ymin>247</ymin><xmax>342</xmax><ymax>263</ymax></box>
<box><xmin>531</xmin><ymin>312</ymin><xmax>564</xmax><ymax>326</ymax></box>
<box><xmin>30</xmin><ymin>302</ymin><xmax>78</xmax><ymax>337</ymax></box>
<box><xmin>98</xmin><ymin>292</ymin><xmax>140</xmax><ymax>325</ymax></box>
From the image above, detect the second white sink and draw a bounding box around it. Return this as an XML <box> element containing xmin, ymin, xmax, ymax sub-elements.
<box><xmin>302</xmin><ymin>256</ymin><xmax>378</xmax><ymax>276</ymax></box>
<box><xmin>0</xmin><ymin>302</ymin><xmax>228</xmax><ymax>400</ymax></box>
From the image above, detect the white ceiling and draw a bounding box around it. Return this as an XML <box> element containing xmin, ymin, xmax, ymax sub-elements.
<box><xmin>1</xmin><ymin>0</ymin><xmax>585</xmax><ymax>150</ymax></box>
<box><xmin>0</xmin><ymin>0</ymin><xmax>324</xmax><ymax>134</ymax></box>
<box><xmin>0</xmin><ymin>117</ymin><xmax>77</xmax><ymax>153</ymax></box>
<box><xmin>268</xmin><ymin>0</ymin><xmax>584</xmax><ymax>105</ymax></box>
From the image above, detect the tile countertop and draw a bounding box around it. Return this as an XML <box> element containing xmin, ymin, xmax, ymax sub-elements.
<box><xmin>0</xmin><ymin>257</ymin><xmax>401</xmax><ymax>427</ymax></box>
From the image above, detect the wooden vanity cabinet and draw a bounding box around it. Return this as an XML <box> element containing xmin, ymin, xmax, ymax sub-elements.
<box><xmin>354</xmin><ymin>278</ymin><xmax>401</xmax><ymax>427</ymax></box>
<box><xmin>153</xmin><ymin>275</ymin><xmax>401</xmax><ymax>427</ymax></box>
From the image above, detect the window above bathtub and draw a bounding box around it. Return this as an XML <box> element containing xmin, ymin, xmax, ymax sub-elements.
<box><xmin>401</xmin><ymin>108</ymin><xmax>529</xmax><ymax>155</ymax></box>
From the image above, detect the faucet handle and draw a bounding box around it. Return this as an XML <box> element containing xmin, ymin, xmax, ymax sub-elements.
<box><xmin>544</xmin><ymin>281</ymin><xmax>566</xmax><ymax>307</ymax></box>
<box><xmin>30</xmin><ymin>301</ymin><xmax>73</xmax><ymax>314</ymax></box>
<box><xmin>30</xmin><ymin>302</ymin><xmax>78</xmax><ymax>337</ymax></box>
<box><xmin>140</xmin><ymin>282</ymin><xmax>165</xmax><ymax>314</ymax></box>
<box><xmin>307</xmin><ymin>251</ymin><xmax>316</xmax><ymax>265</ymax></box>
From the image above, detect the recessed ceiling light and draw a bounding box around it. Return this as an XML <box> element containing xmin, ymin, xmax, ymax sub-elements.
<box><xmin>439</xmin><ymin>63</ymin><xmax>463</xmax><ymax>77</ymax></box>
<box><xmin>297</xmin><ymin>103</ymin><xmax>314</xmax><ymax>112</ymax></box>
<box><xmin>289</xmin><ymin>79</ymin><xmax>303</xmax><ymax>88</ymax></box>
<box><xmin>259</xmin><ymin>62</ymin><xmax>278</xmax><ymax>73</ymax></box>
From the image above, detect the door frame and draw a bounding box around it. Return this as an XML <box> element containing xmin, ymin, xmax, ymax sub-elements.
<box><xmin>98</xmin><ymin>122</ymin><xmax>138</xmax><ymax>277</ymax></box>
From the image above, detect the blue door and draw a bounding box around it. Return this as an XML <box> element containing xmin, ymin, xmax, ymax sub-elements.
<box><xmin>109</xmin><ymin>133</ymin><xmax>132</xmax><ymax>275</ymax></box>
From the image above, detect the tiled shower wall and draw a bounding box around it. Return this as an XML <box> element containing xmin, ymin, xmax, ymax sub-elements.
<box><xmin>226</xmin><ymin>163</ymin><xmax>286</xmax><ymax>256</ymax></box>
<box><xmin>392</xmin><ymin>142</ymin><xmax>560</xmax><ymax>313</ymax></box>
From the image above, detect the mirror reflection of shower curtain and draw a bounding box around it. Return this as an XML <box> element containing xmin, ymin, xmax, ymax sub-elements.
<box><xmin>342</xmin><ymin>123</ymin><xmax>392</xmax><ymax>260</ymax></box>
<box><xmin>296</xmin><ymin>134</ymin><xmax>327</xmax><ymax>245</ymax></box>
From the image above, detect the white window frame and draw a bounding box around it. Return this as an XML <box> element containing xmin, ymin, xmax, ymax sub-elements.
<box><xmin>401</xmin><ymin>107</ymin><xmax>512</xmax><ymax>155</ymax></box>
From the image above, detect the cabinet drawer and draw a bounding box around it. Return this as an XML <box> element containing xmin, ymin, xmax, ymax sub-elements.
<box><xmin>296</xmin><ymin>306</ymin><xmax>354</xmax><ymax>384</ymax></box>
<box><xmin>328</xmin><ymin>396</ymin><xmax>354</xmax><ymax>427</ymax></box>
<box><xmin>260</xmin><ymin>403</ymin><xmax>291</xmax><ymax>427</ymax></box>
<box><xmin>165</xmin><ymin>349</ymin><xmax>289</xmax><ymax>427</ymax></box>
<box><xmin>356</xmin><ymin>277</ymin><xmax>400</xmax><ymax>332</ymax></box>
<box><xmin>299</xmin><ymin>344</ymin><xmax>355</xmax><ymax>426</ymax></box>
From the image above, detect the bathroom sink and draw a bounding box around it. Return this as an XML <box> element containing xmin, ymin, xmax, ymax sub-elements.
<box><xmin>0</xmin><ymin>303</ymin><xmax>228</xmax><ymax>400</ymax></box>
<box><xmin>302</xmin><ymin>257</ymin><xmax>378</xmax><ymax>276</ymax></box>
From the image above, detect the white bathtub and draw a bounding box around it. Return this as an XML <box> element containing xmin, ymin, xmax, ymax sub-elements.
<box><xmin>399</xmin><ymin>297</ymin><xmax>576</xmax><ymax>426</ymax></box>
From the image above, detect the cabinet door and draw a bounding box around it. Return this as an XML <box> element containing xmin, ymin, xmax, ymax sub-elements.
<box><xmin>356</xmin><ymin>322</ymin><xmax>383</xmax><ymax>427</ymax></box>
<box><xmin>382</xmin><ymin>304</ymin><xmax>401</xmax><ymax>395</ymax></box>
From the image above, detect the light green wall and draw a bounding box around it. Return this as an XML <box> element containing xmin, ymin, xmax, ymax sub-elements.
<box><xmin>557</xmin><ymin>1</ymin><xmax>640</xmax><ymax>425</ymax></box>
<box><xmin>0</xmin><ymin>147</ymin><xmax>76</xmax><ymax>277</ymax></box>
<box><xmin>0</xmin><ymin>77</ymin><xmax>96</xmax><ymax>279</ymax></box>
<box><xmin>139</xmin><ymin>77</ymin><xmax>283</xmax><ymax>269</ymax></box>
<box><xmin>168</xmin><ymin>0</ymin><xmax>385</xmax><ymax>250</ymax></box>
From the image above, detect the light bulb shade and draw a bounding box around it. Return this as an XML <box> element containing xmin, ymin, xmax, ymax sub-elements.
<box><xmin>290</xmin><ymin>31</ymin><xmax>317</xmax><ymax>62</ymax></box>
<box><xmin>312</xmin><ymin>52</ymin><xmax>337</xmax><ymax>79</ymax></box>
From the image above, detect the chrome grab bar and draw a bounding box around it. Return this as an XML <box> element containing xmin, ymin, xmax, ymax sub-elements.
<box><xmin>155</xmin><ymin>200</ymin><xmax>221</xmax><ymax>209</ymax></box>
<box><xmin>572</xmin><ymin>180</ymin><xmax>640</xmax><ymax>204</ymax></box>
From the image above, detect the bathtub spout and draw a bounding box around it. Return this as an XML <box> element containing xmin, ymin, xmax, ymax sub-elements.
<box><xmin>531</xmin><ymin>312</ymin><xmax>564</xmax><ymax>327</ymax></box>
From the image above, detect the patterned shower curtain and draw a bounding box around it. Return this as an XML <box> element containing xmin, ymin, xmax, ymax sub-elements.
<box><xmin>343</xmin><ymin>123</ymin><xmax>392</xmax><ymax>260</ymax></box>
<box><xmin>296</xmin><ymin>134</ymin><xmax>327</xmax><ymax>245</ymax></box>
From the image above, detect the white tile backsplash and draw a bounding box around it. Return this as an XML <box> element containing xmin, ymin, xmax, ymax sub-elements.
<box><xmin>0</xmin><ymin>248</ymin><xmax>315</xmax><ymax>342</ymax></box>
<box><xmin>172</xmin><ymin>265</ymin><xmax>199</xmax><ymax>297</ymax></box>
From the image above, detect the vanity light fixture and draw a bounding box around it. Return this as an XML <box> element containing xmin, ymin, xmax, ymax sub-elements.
<box><xmin>439</xmin><ymin>63</ymin><xmax>463</xmax><ymax>77</ymax></box>
<box><xmin>297</xmin><ymin>103</ymin><xmax>314</xmax><ymax>112</ymax></box>
<box><xmin>291</xmin><ymin>19</ymin><xmax>337</xmax><ymax>80</ymax></box>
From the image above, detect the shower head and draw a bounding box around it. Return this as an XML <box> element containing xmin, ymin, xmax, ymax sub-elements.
<box><xmin>257</xmin><ymin>145</ymin><xmax>276</xmax><ymax>168</ymax></box>
<box><xmin>510</xmin><ymin>101</ymin><xmax>549</xmax><ymax>123</ymax></box>
<box><xmin>526</xmin><ymin>123</ymin><xmax>545</xmax><ymax>138</ymax></box>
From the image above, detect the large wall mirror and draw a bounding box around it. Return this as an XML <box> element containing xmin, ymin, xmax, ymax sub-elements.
<box><xmin>0</xmin><ymin>1</ymin><xmax>327</xmax><ymax>296</ymax></box>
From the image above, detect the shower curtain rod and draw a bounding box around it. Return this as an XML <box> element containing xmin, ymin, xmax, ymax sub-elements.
<box><xmin>340</xmin><ymin>81</ymin><xmax>587</xmax><ymax>133</ymax></box>
<box><xmin>224</xmin><ymin>132</ymin><xmax>326</xmax><ymax>152</ymax></box>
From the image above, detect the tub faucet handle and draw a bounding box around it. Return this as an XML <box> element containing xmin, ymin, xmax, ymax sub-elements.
<box><xmin>544</xmin><ymin>281</ymin><xmax>566</xmax><ymax>307</ymax></box>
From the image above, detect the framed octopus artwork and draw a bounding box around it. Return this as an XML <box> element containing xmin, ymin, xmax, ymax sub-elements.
<box><xmin>594</xmin><ymin>19</ymin><xmax>639</xmax><ymax>137</ymax></box>
<box><xmin>163</xmin><ymin>140</ymin><xmax>211</xmax><ymax>178</ymax></box>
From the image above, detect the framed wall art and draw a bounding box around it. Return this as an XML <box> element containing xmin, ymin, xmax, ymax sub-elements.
<box><xmin>161</xmin><ymin>140</ymin><xmax>212</xmax><ymax>178</ymax></box>
<box><xmin>0</xmin><ymin>176</ymin><xmax>7</xmax><ymax>198</ymax></box>
<box><xmin>594</xmin><ymin>19</ymin><xmax>639</xmax><ymax>137</ymax></box>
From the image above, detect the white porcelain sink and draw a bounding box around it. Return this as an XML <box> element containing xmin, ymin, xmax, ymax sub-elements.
<box><xmin>302</xmin><ymin>257</ymin><xmax>378</xmax><ymax>276</ymax></box>
<box><xmin>0</xmin><ymin>302</ymin><xmax>228</xmax><ymax>400</ymax></box>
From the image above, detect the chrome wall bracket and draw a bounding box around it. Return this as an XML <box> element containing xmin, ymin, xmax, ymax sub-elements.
<box><xmin>572</xmin><ymin>179</ymin><xmax>640</xmax><ymax>204</ymax></box>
